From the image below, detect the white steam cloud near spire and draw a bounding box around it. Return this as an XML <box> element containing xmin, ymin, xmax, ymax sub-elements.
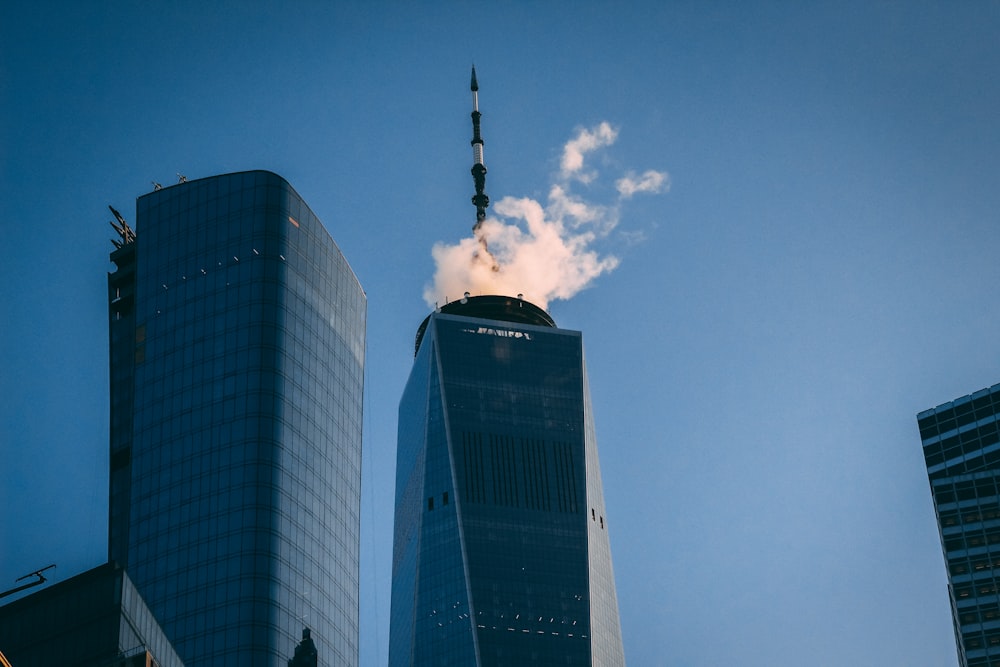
<box><xmin>424</xmin><ymin>122</ymin><xmax>669</xmax><ymax>310</ymax></box>
<box><xmin>616</xmin><ymin>170</ymin><xmax>669</xmax><ymax>198</ymax></box>
<box><xmin>560</xmin><ymin>121</ymin><xmax>618</xmax><ymax>183</ymax></box>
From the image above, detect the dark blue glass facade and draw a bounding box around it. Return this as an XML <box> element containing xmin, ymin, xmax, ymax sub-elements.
<box><xmin>919</xmin><ymin>383</ymin><xmax>1000</xmax><ymax>667</ymax></box>
<box><xmin>390</xmin><ymin>296</ymin><xmax>624</xmax><ymax>666</ymax></box>
<box><xmin>108</xmin><ymin>171</ymin><xmax>366</xmax><ymax>665</ymax></box>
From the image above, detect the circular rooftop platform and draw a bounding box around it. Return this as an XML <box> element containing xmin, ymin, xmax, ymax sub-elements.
<box><xmin>414</xmin><ymin>294</ymin><xmax>555</xmax><ymax>356</ymax></box>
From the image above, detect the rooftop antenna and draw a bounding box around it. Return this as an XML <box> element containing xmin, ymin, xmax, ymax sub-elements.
<box><xmin>470</xmin><ymin>66</ymin><xmax>489</xmax><ymax>230</ymax></box>
<box><xmin>0</xmin><ymin>564</ymin><xmax>56</xmax><ymax>600</ymax></box>
<box><xmin>109</xmin><ymin>205</ymin><xmax>136</xmax><ymax>245</ymax></box>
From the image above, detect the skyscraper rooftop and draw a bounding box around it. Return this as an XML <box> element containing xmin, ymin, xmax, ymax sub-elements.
<box><xmin>919</xmin><ymin>383</ymin><xmax>1000</xmax><ymax>667</ymax></box>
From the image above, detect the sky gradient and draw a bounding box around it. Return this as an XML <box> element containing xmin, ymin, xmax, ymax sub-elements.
<box><xmin>4</xmin><ymin>2</ymin><xmax>1000</xmax><ymax>665</ymax></box>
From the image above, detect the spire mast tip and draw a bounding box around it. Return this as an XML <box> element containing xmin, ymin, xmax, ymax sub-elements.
<box><xmin>469</xmin><ymin>67</ymin><xmax>488</xmax><ymax>227</ymax></box>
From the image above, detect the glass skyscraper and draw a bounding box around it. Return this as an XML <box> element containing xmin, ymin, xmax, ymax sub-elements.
<box><xmin>389</xmin><ymin>295</ymin><xmax>624</xmax><ymax>666</ymax></box>
<box><xmin>107</xmin><ymin>171</ymin><xmax>366</xmax><ymax>665</ymax></box>
<box><xmin>919</xmin><ymin>383</ymin><xmax>1000</xmax><ymax>667</ymax></box>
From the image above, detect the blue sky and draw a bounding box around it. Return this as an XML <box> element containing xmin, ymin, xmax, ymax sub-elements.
<box><xmin>4</xmin><ymin>2</ymin><xmax>1000</xmax><ymax>665</ymax></box>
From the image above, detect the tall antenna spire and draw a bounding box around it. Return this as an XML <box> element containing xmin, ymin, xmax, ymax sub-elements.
<box><xmin>470</xmin><ymin>66</ymin><xmax>489</xmax><ymax>229</ymax></box>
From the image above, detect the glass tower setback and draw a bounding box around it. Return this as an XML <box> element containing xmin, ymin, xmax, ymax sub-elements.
<box><xmin>389</xmin><ymin>295</ymin><xmax>625</xmax><ymax>666</ymax></box>
<box><xmin>107</xmin><ymin>171</ymin><xmax>366</xmax><ymax>666</ymax></box>
<box><xmin>919</xmin><ymin>383</ymin><xmax>1000</xmax><ymax>667</ymax></box>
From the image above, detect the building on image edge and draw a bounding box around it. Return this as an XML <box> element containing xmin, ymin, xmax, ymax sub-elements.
<box><xmin>919</xmin><ymin>383</ymin><xmax>1000</xmax><ymax>667</ymax></box>
<box><xmin>0</xmin><ymin>563</ymin><xmax>184</xmax><ymax>667</ymax></box>
<box><xmin>107</xmin><ymin>170</ymin><xmax>366</xmax><ymax>665</ymax></box>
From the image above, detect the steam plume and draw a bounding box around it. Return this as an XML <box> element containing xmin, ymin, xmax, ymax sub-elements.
<box><xmin>424</xmin><ymin>123</ymin><xmax>668</xmax><ymax>310</ymax></box>
<box><xmin>616</xmin><ymin>170</ymin><xmax>670</xmax><ymax>198</ymax></box>
<box><xmin>561</xmin><ymin>121</ymin><xmax>618</xmax><ymax>183</ymax></box>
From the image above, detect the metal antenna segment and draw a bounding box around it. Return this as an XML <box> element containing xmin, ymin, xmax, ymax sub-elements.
<box><xmin>470</xmin><ymin>66</ymin><xmax>489</xmax><ymax>228</ymax></box>
<box><xmin>108</xmin><ymin>205</ymin><xmax>136</xmax><ymax>247</ymax></box>
<box><xmin>0</xmin><ymin>564</ymin><xmax>56</xmax><ymax>600</ymax></box>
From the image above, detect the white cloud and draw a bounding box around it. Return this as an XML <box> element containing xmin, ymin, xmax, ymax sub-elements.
<box><xmin>547</xmin><ymin>184</ymin><xmax>613</xmax><ymax>229</ymax></box>
<box><xmin>560</xmin><ymin>122</ymin><xmax>618</xmax><ymax>181</ymax></box>
<box><xmin>423</xmin><ymin>190</ymin><xmax>620</xmax><ymax>310</ymax></box>
<box><xmin>617</xmin><ymin>229</ymin><xmax>648</xmax><ymax>246</ymax></box>
<box><xmin>616</xmin><ymin>170</ymin><xmax>670</xmax><ymax>198</ymax></box>
<box><xmin>424</xmin><ymin>122</ymin><xmax>666</xmax><ymax>310</ymax></box>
